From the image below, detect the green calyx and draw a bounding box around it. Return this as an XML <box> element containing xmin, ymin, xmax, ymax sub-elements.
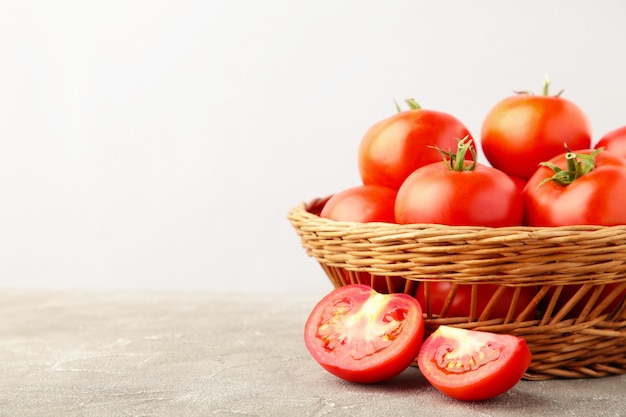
<box><xmin>514</xmin><ymin>75</ymin><xmax>565</xmax><ymax>97</ymax></box>
<box><xmin>394</xmin><ymin>98</ymin><xmax>422</xmax><ymax>113</ymax></box>
<box><xmin>538</xmin><ymin>146</ymin><xmax>602</xmax><ymax>187</ymax></box>
<box><xmin>433</xmin><ymin>136</ymin><xmax>477</xmax><ymax>171</ymax></box>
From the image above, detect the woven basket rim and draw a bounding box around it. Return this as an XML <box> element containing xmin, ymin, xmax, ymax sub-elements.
<box><xmin>289</xmin><ymin>196</ymin><xmax>626</xmax><ymax>234</ymax></box>
<box><xmin>287</xmin><ymin>196</ymin><xmax>626</xmax><ymax>286</ymax></box>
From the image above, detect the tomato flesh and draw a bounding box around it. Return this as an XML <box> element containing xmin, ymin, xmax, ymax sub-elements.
<box><xmin>304</xmin><ymin>284</ymin><xmax>424</xmax><ymax>383</ymax></box>
<box><xmin>417</xmin><ymin>326</ymin><xmax>531</xmax><ymax>401</ymax></box>
<box><xmin>433</xmin><ymin>338</ymin><xmax>503</xmax><ymax>373</ymax></box>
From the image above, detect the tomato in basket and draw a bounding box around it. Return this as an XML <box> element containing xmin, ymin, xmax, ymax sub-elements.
<box><xmin>358</xmin><ymin>99</ymin><xmax>472</xmax><ymax>190</ymax></box>
<box><xmin>416</xmin><ymin>282</ymin><xmax>538</xmax><ymax>321</ymax></box>
<box><xmin>523</xmin><ymin>147</ymin><xmax>626</xmax><ymax>226</ymax></box>
<box><xmin>320</xmin><ymin>184</ymin><xmax>397</xmax><ymax>223</ymax></box>
<box><xmin>595</xmin><ymin>125</ymin><xmax>626</xmax><ymax>159</ymax></box>
<box><xmin>519</xmin><ymin>140</ymin><xmax>626</xmax><ymax>321</ymax></box>
<box><xmin>395</xmin><ymin>137</ymin><xmax>523</xmax><ymax>227</ymax></box>
<box><xmin>481</xmin><ymin>77</ymin><xmax>591</xmax><ymax>180</ymax></box>
<box><xmin>319</xmin><ymin>185</ymin><xmax>403</xmax><ymax>292</ymax></box>
<box><xmin>304</xmin><ymin>284</ymin><xmax>424</xmax><ymax>384</ymax></box>
<box><xmin>417</xmin><ymin>326</ymin><xmax>532</xmax><ymax>401</ymax></box>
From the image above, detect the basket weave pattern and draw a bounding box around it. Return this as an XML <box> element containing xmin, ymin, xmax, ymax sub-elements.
<box><xmin>288</xmin><ymin>197</ymin><xmax>626</xmax><ymax>380</ymax></box>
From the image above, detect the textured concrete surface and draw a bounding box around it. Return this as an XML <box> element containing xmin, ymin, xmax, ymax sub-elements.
<box><xmin>0</xmin><ymin>289</ymin><xmax>624</xmax><ymax>417</ymax></box>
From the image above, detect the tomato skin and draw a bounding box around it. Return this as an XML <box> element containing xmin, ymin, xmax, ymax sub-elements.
<box><xmin>394</xmin><ymin>161</ymin><xmax>523</xmax><ymax>227</ymax></box>
<box><xmin>481</xmin><ymin>94</ymin><xmax>591</xmax><ymax>180</ymax></box>
<box><xmin>416</xmin><ymin>282</ymin><xmax>538</xmax><ymax>321</ymax></box>
<box><xmin>358</xmin><ymin>108</ymin><xmax>472</xmax><ymax>190</ymax></box>
<box><xmin>304</xmin><ymin>284</ymin><xmax>424</xmax><ymax>384</ymax></box>
<box><xmin>417</xmin><ymin>326</ymin><xmax>532</xmax><ymax>401</ymax></box>
<box><xmin>595</xmin><ymin>126</ymin><xmax>626</xmax><ymax>159</ymax></box>
<box><xmin>320</xmin><ymin>185</ymin><xmax>397</xmax><ymax>223</ymax></box>
<box><xmin>508</xmin><ymin>175</ymin><xmax>527</xmax><ymax>193</ymax></box>
<box><xmin>523</xmin><ymin>149</ymin><xmax>626</xmax><ymax>226</ymax></box>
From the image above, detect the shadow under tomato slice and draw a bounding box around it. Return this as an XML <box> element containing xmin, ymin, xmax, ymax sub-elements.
<box><xmin>304</xmin><ymin>284</ymin><xmax>424</xmax><ymax>384</ymax></box>
<box><xmin>417</xmin><ymin>326</ymin><xmax>531</xmax><ymax>401</ymax></box>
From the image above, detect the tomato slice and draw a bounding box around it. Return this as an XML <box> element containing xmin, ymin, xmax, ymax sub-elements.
<box><xmin>304</xmin><ymin>284</ymin><xmax>424</xmax><ymax>383</ymax></box>
<box><xmin>417</xmin><ymin>326</ymin><xmax>531</xmax><ymax>401</ymax></box>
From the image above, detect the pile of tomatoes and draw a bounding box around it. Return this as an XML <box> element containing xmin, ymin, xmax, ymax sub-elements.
<box><xmin>304</xmin><ymin>79</ymin><xmax>626</xmax><ymax>401</ymax></box>
<box><xmin>323</xmin><ymin>79</ymin><xmax>626</xmax><ymax>228</ymax></box>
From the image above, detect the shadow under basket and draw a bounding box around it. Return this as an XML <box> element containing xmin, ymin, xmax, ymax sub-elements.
<box><xmin>287</xmin><ymin>197</ymin><xmax>626</xmax><ymax>381</ymax></box>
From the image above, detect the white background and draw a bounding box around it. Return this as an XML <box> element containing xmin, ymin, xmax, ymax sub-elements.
<box><xmin>1</xmin><ymin>1</ymin><xmax>625</xmax><ymax>293</ymax></box>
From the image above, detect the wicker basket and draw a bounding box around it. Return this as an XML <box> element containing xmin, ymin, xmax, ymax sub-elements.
<box><xmin>287</xmin><ymin>196</ymin><xmax>626</xmax><ymax>381</ymax></box>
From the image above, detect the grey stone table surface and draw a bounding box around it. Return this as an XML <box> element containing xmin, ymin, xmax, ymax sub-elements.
<box><xmin>0</xmin><ymin>288</ymin><xmax>624</xmax><ymax>417</ymax></box>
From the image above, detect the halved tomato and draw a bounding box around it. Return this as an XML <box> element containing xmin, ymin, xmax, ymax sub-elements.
<box><xmin>304</xmin><ymin>284</ymin><xmax>424</xmax><ymax>383</ymax></box>
<box><xmin>417</xmin><ymin>326</ymin><xmax>531</xmax><ymax>401</ymax></box>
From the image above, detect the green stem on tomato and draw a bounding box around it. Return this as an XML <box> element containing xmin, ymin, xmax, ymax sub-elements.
<box><xmin>432</xmin><ymin>136</ymin><xmax>476</xmax><ymax>171</ymax></box>
<box><xmin>405</xmin><ymin>98</ymin><xmax>421</xmax><ymax>110</ymax></box>
<box><xmin>515</xmin><ymin>76</ymin><xmax>564</xmax><ymax>97</ymax></box>
<box><xmin>394</xmin><ymin>98</ymin><xmax>422</xmax><ymax>113</ymax></box>
<box><xmin>542</xmin><ymin>75</ymin><xmax>550</xmax><ymax>96</ymax></box>
<box><xmin>542</xmin><ymin>75</ymin><xmax>564</xmax><ymax>97</ymax></box>
<box><xmin>394</xmin><ymin>99</ymin><xmax>402</xmax><ymax>113</ymax></box>
<box><xmin>537</xmin><ymin>145</ymin><xmax>602</xmax><ymax>188</ymax></box>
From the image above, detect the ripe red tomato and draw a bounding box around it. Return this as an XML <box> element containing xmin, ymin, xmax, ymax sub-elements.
<box><xmin>395</xmin><ymin>138</ymin><xmax>523</xmax><ymax>227</ymax></box>
<box><xmin>523</xmin><ymin>148</ymin><xmax>626</xmax><ymax>226</ymax></box>
<box><xmin>595</xmin><ymin>125</ymin><xmax>626</xmax><ymax>159</ymax></box>
<box><xmin>358</xmin><ymin>99</ymin><xmax>472</xmax><ymax>190</ymax></box>
<box><xmin>320</xmin><ymin>185</ymin><xmax>397</xmax><ymax>223</ymax></box>
<box><xmin>417</xmin><ymin>326</ymin><xmax>532</xmax><ymax>401</ymax></box>
<box><xmin>416</xmin><ymin>282</ymin><xmax>538</xmax><ymax>321</ymax></box>
<box><xmin>304</xmin><ymin>284</ymin><xmax>424</xmax><ymax>383</ymax></box>
<box><xmin>320</xmin><ymin>185</ymin><xmax>403</xmax><ymax>292</ymax></box>
<box><xmin>481</xmin><ymin>79</ymin><xmax>591</xmax><ymax>180</ymax></box>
